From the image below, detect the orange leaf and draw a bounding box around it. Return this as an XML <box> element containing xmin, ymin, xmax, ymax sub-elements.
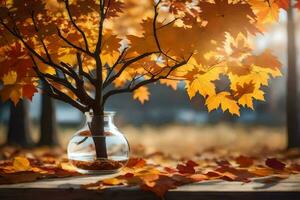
<box><xmin>140</xmin><ymin>175</ymin><xmax>177</xmax><ymax>198</ymax></box>
<box><xmin>13</xmin><ymin>157</ymin><xmax>31</xmax><ymax>172</ymax></box>
<box><xmin>126</xmin><ymin>158</ymin><xmax>146</xmax><ymax>168</ymax></box>
<box><xmin>133</xmin><ymin>86</ymin><xmax>150</xmax><ymax>104</ymax></box>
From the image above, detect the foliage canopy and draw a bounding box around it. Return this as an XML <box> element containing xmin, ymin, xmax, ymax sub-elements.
<box><xmin>0</xmin><ymin>0</ymin><xmax>289</xmax><ymax>115</ymax></box>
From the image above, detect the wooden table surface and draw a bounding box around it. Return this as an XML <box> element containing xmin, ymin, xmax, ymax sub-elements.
<box><xmin>0</xmin><ymin>174</ymin><xmax>299</xmax><ymax>200</ymax></box>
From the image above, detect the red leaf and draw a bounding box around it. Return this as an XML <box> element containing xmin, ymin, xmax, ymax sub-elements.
<box><xmin>23</xmin><ymin>84</ymin><xmax>37</xmax><ymax>101</ymax></box>
<box><xmin>164</xmin><ymin>167</ymin><xmax>177</xmax><ymax>174</ymax></box>
<box><xmin>277</xmin><ymin>0</ymin><xmax>289</xmax><ymax>10</ymax></box>
<box><xmin>296</xmin><ymin>0</ymin><xmax>300</xmax><ymax>10</ymax></box>
<box><xmin>177</xmin><ymin>164</ymin><xmax>195</xmax><ymax>174</ymax></box>
<box><xmin>205</xmin><ymin>171</ymin><xmax>221</xmax><ymax>178</ymax></box>
<box><xmin>265</xmin><ymin>158</ymin><xmax>286</xmax><ymax>171</ymax></box>
<box><xmin>122</xmin><ymin>173</ymin><xmax>134</xmax><ymax>178</ymax></box>
<box><xmin>235</xmin><ymin>156</ymin><xmax>253</xmax><ymax>168</ymax></box>
<box><xmin>186</xmin><ymin>160</ymin><xmax>198</xmax><ymax>168</ymax></box>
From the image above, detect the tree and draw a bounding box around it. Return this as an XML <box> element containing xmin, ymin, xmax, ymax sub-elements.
<box><xmin>0</xmin><ymin>0</ymin><xmax>285</xmax><ymax>158</ymax></box>
<box><xmin>287</xmin><ymin>0</ymin><xmax>300</xmax><ymax>148</ymax></box>
<box><xmin>7</xmin><ymin>100</ymin><xmax>33</xmax><ymax>147</ymax></box>
<box><xmin>38</xmin><ymin>87</ymin><xmax>58</xmax><ymax>146</ymax></box>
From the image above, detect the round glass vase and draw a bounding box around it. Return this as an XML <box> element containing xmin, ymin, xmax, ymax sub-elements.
<box><xmin>67</xmin><ymin>111</ymin><xmax>130</xmax><ymax>174</ymax></box>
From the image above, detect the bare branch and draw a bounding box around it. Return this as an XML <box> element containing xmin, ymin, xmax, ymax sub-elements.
<box><xmin>30</xmin><ymin>55</ymin><xmax>89</xmax><ymax>112</ymax></box>
<box><xmin>103</xmin><ymin>47</ymin><xmax>128</xmax><ymax>85</ymax></box>
<box><xmin>64</xmin><ymin>0</ymin><xmax>90</xmax><ymax>53</ymax></box>
<box><xmin>103</xmin><ymin>51</ymin><xmax>156</xmax><ymax>88</ymax></box>
<box><xmin>57</xmin><ymin>27</ymin><xmax>92</xmax><ymax>56</ymax></box>
<box><xmin>152</xmin><ymin>0</ymin><xmax>179</xmax><ymax>63</ymax></box>
<box><xmin>102</xmin><ymin>55</ymin><xmax>192</xmax><ymax>104</ymax></box>
<box><xmin>30</xmin><ymin>11</ymin><xmax>56</xmax><ymax>65</ymax></box>
<box><xmin>76</xmin><ymin>52</ymin><xmax>95</xmax><ymax>85</ymax></box>
<box><xmin>94</xmin><ymin>0</ymin><xmax>106</xmax><ymax>55</ymax></box>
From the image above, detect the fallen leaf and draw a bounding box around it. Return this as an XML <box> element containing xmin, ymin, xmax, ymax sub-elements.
<box><xmin>235</xmin><ymin>156</ymin><xmax>254</xmax><ymax>168</ymax></box>
<box><xmin>265</xmin><ymin>158</ymin><xmax>286</xmax><ymax>171</ymax></box>
<box><xmin>13</xmin><ymin>157</ymin><xmax>31</xmax><ymax>172</ymax></box>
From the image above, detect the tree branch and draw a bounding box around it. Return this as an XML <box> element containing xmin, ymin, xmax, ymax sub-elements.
<box><xmin>30</xmin><ymin>55</ymin><xmax>89</xmax><ymax>112</ymax></box>
<box><xmin>103</xmin><ymin>51</ymin><xmax>157</xmax><ymax>88</ymax></box>
<box><xmin>152</xmin><ymin>0</ymin><xmax>179</xmax><ymax>63</ymax></box>
<box><xmin>94</xmin><ymin>0</ymin><xmax>106</xmax><ymax>55</ymax></box>
<box><xmin>57</xmin><ymin>27</ymin><xmax>93</xmax><ymax>56</ymax></box>
<box><xmin>102</xmin><ymin>55</ymin><xmax>191</xmax><ymax>105</ymax></box>
<box><xmin>64</xmin><ymin>0</ymin><xmax>90</xmax><ymax>53</ymax></box>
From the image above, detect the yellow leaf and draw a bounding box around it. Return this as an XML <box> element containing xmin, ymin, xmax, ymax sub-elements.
<box><xmin>2</xmin><ymin>71</ymin><xmax>17</xmax><ymax>85</ymax></box>
<box><xmin>160</xmin><ymin>79</ymin><xmax>178</xmax><ymax>90</ymax></box>
<box><xmin>186</xmin><ymin>67</ymin><xmax>223</xmax><ymax>99</ymax></box>
<box><xmin>103</xmin><ymin>178</ymin><xmax>124</xmax><ymax>185</ymax></box>
<box><xmin>133</xmin><ymin>86</ymin><xmax>150</xmax><ymax>104</ymax></box>
<box><xmin>206</xmin><ymin>92</ymin><xmax>240</xmax><ymax>116</ymax></box>
<box><xmin>13</xmin><ymin>157</ymin><xmax>31</xmax><ymax>172</ymax></box>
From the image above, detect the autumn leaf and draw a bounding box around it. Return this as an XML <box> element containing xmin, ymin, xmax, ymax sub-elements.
<box><xmin>249</xmin><ymin>0</ymin><xmax>280</xmax><ymax>29</ymax></box>
<box><xmin>126</xmin><ymin>158</ymin><xmax>146</xmax><ymax>168</ymax></box>
<box><xmin>265</xmin><ymin>158</ymin><xmax>286</xmax><ymax>171</ymax></box>
<box><xmin>13</xmin><ymin>157</ymin><xmax>31</xmax><ymax>171</ymax></box>
<box><xmin>277</xmin><ymin>0</ymin><xmax>289</xmax><ymax>10</ymax></box>
<box><xmin>235</xmin><ymin>156</ymin><xmax>254</xmax><ymax>168</ymax></box>
<box><xmin>140</xmin><ymin>175</ymin><xmax>177</xmax><ymax>198</ymax></box>
<box><xmin>102</xmin><ymin>178</ymin><xmax>124</xmax><ymax>185</ymax></box>
<box><xmin>0</xmin><ymin>0</ymin><xmax>283</xmax><ymax>117</ymax></box>
<box><xmin>205</xmin><ymin>92</ymin><xmax>240</xmax><ymax>116</ymax></box>
<box><xmin>133</xmin><ymin>86</ymin><xmax>150</xmax><ymax>104</ymax></box>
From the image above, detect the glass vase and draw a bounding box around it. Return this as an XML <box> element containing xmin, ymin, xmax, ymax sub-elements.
<box><xmin>67</xmin><ymin>111</ymin><xmax>130</xmax><ymax>174</ymax></box>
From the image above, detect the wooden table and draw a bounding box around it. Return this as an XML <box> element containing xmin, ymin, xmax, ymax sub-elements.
<box><xmin>0</xmin><ymin>174</ymin><xmax>299</xmax><ymax>200</ymax></box>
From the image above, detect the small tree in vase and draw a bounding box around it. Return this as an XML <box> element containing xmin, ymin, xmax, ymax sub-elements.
<box><xmin>0</xmin><ymin>0</ymin><xmax>283</xmax><ymax>173</ymax></box>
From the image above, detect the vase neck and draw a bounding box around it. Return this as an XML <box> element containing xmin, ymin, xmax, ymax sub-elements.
<box><xmin>85</xmin><ymin>111</ymin><xmax>115</xmax><ymax>128</ymax></box>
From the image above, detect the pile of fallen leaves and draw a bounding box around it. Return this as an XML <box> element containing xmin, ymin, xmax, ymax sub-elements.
<box><xmin>1</xmin><ymin>146</ymin><xmax>300</xmax><ymax>198</ymax></box>
<box><xmin>82</xmin><ymin>148</ymin><xmax>300</xmax><ymax>198</ymax></box>
<box><xmin>0</xmin><ymin>146</ymin><xmax>79</xmax><ymax>184</ymax></box>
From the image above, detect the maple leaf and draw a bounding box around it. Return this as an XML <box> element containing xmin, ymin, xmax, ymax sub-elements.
<box><xmin>265</xmin><ymin>158</ymin><xmax>286</xmax><ymax>171</ymax></box>
<box><xmin>0</xmin><ymin>0</ymin><xmax>283</xmax><ymax>116</ymax></box>
<box><xmin>13</xmin><ymin>157</ymin><xmax>31</xmax><ymax>172</ymax></box>
<box><xmin>140</xmin><ymin>175</ymin><xmax>177</xmax><ymax>198</ymax></box>
<box><xmin>185</xmin><ymin>66</ymin><xmax>224</xmax><ymax>99</ymax></box>
<box><xmin>22</xmin><ymin>84</ymin><xmax>38</xmax><ymax>101</ymax></box>
<box><xmin>126</xmin><ymin>158</ymin><xmax>146</xmax><ymax>168</ymax></box>
<box><xmin>205</xmin><ymin>92</ymin><xmax>240</xmax><ymax>116</ymax></box>
<box><xmin>176</xmin><ymin>160</ymin><xmax>198</xmax><ymax>174</ymax></box>
<box><xmin>277</xmin><ymin>0</ymin><xmax>290</xmax><ymax>10</ymax></box>
<box><xmin>244</xmin><ymin>50</ymin><xmax>282</xmax><ymax>76</ymax></box>
<box><xmin>235</xmin><ymin>156</ymin><xmax>254</xmax><ymax>168</ymax></box>
<box><xmin>133</xmin><ymin>86</ymin><xmax>150</xmax><ymax>104</ymax></box>
<box><xmin>160</xmin><ymin>79</ymin><xmax>178</xmax><ymax>90</ymax></box>
<box><xmin>249</xmin><ymin>0</ymin><xmax>281</xmax><ymax>30</ymax></box>
<box><xmin>199</xmin><ymin>0</ymin><xmax>258</xmax><ymax>38</ymax></box>
<box><xmin>233</xmin><ymin>81</ymin><xmax>257</xmax><ymax>109</ymax></box>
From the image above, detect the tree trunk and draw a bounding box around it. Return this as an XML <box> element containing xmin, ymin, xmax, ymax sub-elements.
<box><xmin>7</xmin><ymin>100</ymin><xmax>33</xmax><ymax>147</ymax></box>
<box><xmin>38</xmin><ymin>92</ymin><xmax>58</xmax><ymax>146</ymax></box>
<box><xmin>90</xmin><ymin>112</ymin><xmax>108</xmax><ymax>158</ymax></box>
<box><xmin>287</xmin><ymin>1</ymin><xmax>300</xmax><ymax>148</ymax></box>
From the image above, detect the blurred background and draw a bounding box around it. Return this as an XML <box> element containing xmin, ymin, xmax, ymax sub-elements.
<box><xmin>0</xmin><ymin>10</ymin><xmax>298</xmax><ymax>156</ymax></box>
